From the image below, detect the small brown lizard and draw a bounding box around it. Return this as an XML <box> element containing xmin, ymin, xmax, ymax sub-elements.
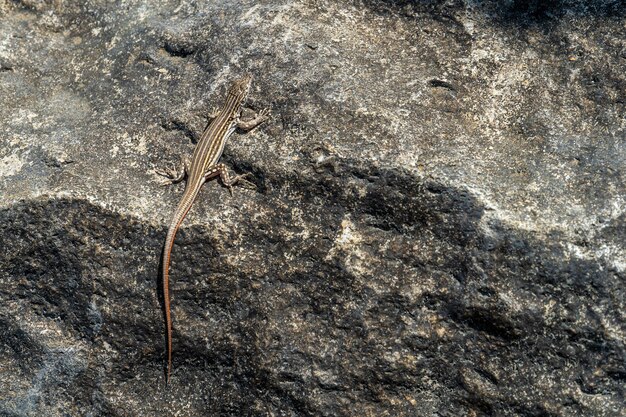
<box><xmin>156</xmin><ymin>75</ymin><xmax>269</xmax><ymax>382</ymax></box>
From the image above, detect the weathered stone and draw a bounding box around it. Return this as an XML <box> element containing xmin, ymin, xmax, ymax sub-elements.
<box><xmin>0</xmin><ymin>0</ymin><xmax>624</xmax><ymax>416</ymax></box>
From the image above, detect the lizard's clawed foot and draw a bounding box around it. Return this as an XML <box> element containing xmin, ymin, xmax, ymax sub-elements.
<box><xmin>236</xmin><ymin>173</ymin><xmax>257</xmax><ymax>190</ymax></box>
<box><xmin>237</xmin><ymin>108</ymin><xmax>271</xmax><ymax>131</ymax></box>
<box><xmin>224</xmin><ymin>173</ymin><xmax>257</xmax><ymax>196</ymax></box>
<box><xmin>155</xmin><ymin>163</ymin><xmax>186</xmax><ymax>185</ymax></box>
<box><xmin>257</xmin><ymin>107</ymin><xmax>271</xmax><ymax>120</ymax></box>
<box><xmin>208</xmin><ymin>107</ymin><xmax>220</xmax><ymax>120</ymax></box>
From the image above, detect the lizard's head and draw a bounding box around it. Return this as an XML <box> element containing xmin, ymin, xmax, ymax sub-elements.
<box><xmin>228</xmin><ymin>74</ymin><xmax>253</xmax><ymax>101</ymax></box>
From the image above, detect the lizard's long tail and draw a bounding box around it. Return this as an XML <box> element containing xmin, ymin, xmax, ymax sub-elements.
<box><xmin>162</xmin><ymin>184</ymin><xmax>201</xmax><ymax>383</ymax></box>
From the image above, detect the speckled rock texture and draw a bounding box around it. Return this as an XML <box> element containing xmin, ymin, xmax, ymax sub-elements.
<box><xmin>0</xmin><ymin>0</ymin><xmax>624</xmax><ymax>416</ymax></box>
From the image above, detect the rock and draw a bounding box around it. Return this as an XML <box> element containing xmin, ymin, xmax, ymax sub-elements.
<box><xmin>0</xmin><ymin>0</ymin><xmax>624</xmax><ymax>416</ymax></box>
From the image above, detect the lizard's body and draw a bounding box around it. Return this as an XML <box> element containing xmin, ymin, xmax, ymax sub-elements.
<box><xmin>158</xmin><ymin>75</ymin><xmax>268</xmax><ymax>382</ymax></box>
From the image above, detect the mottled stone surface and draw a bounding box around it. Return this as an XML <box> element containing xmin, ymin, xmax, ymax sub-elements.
<box><xmin>0</xmin><ymin>0</ymin><xmax>624</xmax><ymax>416</ymax></box>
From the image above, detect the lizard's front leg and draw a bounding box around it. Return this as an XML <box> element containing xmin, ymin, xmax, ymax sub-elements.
<box><xmin>205</xmin><ymin>163</ymin><xmax>255</xmax><ymax>196</ymax></box>
<box><xmin>237</xmin><ymin>108</ymin><xmax>270</xmax><ymax>131</ymax></box>
<box><xmin>155</xmin><ymin>156</ymin><xmax>190</xmax><ymax>185</ymax></box>
<box><xmin>207</xmin><ymin>107</ymin><xmax>220</xmax><ymax>120</ymax></box>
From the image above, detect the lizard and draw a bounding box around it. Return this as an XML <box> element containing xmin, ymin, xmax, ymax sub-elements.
<box><xmin>156</xmin><ymin>74</ymin><xmax>269</xmax><ymax>383</ymax></box>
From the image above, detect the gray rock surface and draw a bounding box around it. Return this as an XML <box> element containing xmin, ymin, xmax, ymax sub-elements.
<box><xmin>0</xmin><ymin>0</ymin><xmax>624</xmax><ymax>415</ymax></box>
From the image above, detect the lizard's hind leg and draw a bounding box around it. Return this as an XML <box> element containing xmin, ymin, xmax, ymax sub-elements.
<box><xmin>204</xmin><ymin>163</ymin><xmax>256</xmax><ymax>196</ymax></box>
<box><xmin>155</xmin><ymin>156</ymin><xmax>190</xmax><ymax>185</ymax></box>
